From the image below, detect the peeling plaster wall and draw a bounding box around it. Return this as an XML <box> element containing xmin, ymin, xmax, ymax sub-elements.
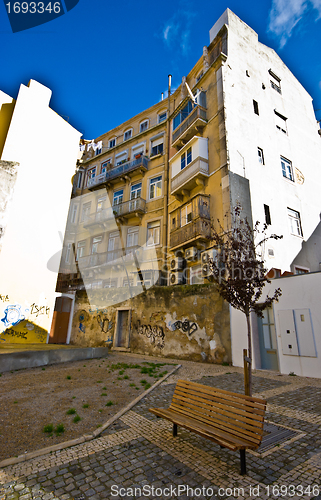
<box><xmin>70</xmin><ymin>284</ymin><xmax>231</xmax><ymax>364</ymax></box>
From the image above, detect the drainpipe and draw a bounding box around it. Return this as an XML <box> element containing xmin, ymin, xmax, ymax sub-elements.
<box><xmin>163</xmin><ymin>74</ymin><xmax>172</xmax><ymax>284</ymax></box>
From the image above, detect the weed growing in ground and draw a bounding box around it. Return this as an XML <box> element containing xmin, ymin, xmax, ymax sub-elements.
<box><xmin>43</xmin><ymin>424</ymin><xmax>53</xmax><ymax>434</ymax></box>
<box><xmin>101</xmin><ymin>393</ymin><xmax>107</xmax><ymax>396</ymax></box>
<box><xmin>82</xmin><ymin>403</ymin><xmax>89</xmax><ymax>408</ymax></box>
<box><xmin>140</xmin><ymin>379</ymin><xmax>147</xmax><ymax>385</ymax></box>
<box><xmin>42</xmin><ymin>368</ymin><xmax>45</xmax><ymax>370</ymax></box>
<box><xmin>73</xmin><ymin>415</ymin><xmax>81</xmax><ymax>423</ymax></box>
<box><xmin>14</xmin><ymin>401</ymin><xmax>18</xmax><ymax>404</ymax></box>
<box><xmin>97</xmin><ymin>380</ymin><xmax>102</xmax><ymax>383</ymax></box>
<box><xmin>105</xmin><ymin>401</ymin><xmax>113</xmax><ymax>407</ymax></box>
<box><xmin>102</xmin><ymin>386</ymin><xmax>107</xmax><ymax>390</ymax></box>
<box><xmin>129</xmin><ymin>383</ymin><xmax>135</xmax><ymax>387</ymax></box>
<box><xmin>55</xmin><ymin>424</ymin><xmax>65</xmax><ymax>435</ymax></box>
<box><xmin>66</xmin><ymin>375</ymin><xmax>71</xmax><ymax>380</ymax></box>
<box><xmin>66</xmin><ymin>408</ymin><xmax>76</xmax><ymax>415</ymax></box>
<box><xmin>123</xmin><ymin>375</ymin><xmax>129</xmax><ymax>380</ymax></box>
<box><xmin>72</xmin><ymin>396</ymin><xmax>76</xmax><ymax>399</ymax></box>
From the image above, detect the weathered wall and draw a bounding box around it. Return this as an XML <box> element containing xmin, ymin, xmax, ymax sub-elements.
<box><xmin>70</xmin><ymin>284</ymin><xmax>231</xmax><ymax>364</ymax></box>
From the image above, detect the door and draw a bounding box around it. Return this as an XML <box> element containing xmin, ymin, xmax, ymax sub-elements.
<box><xmin>49</xmin><ymin>297</ymin><xmax>72</xmax><ymax>343</ymax></box>
<box><xmin>114</xmin><ymin>309</ymin><xmax>130</xmax><ymax>348</ymax></box>
<box><xmin>257</xmin><ymin>307</ymin><xmax>279</xmax><ymax>370</ymax></box>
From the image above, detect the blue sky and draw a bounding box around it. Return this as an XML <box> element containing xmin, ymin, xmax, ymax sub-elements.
<box><xmin>1</xmin><ymin>0</ymin><xmax>321</xmax><ymax>139</ymax></box>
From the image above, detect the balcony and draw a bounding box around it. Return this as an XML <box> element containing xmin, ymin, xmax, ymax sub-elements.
<box><xmin>77</xmin><ymin>246</ymin><xmax>141</xmax><ymax>270</ymax></box>
<box><xmin>83</xmin><ymin>208</ymin><xmax>114</xmax><ymax>228</ymax></box>
<box><xmin>88</xmin><ymin>156</ymin><xmax>149</xmax><ymax>190</ymax></box>
<box><xmin>113</xmin><ymin>197</ymin><xmax>146</xmax><ymax>219</ymax></box>
<box><xmin>171</xmin><ymin>158</ymin><xmax>209</xmax><ymax>197</ymax></box>
<box><xmin>170</xmin><ymin>217</ymin><xmax>211</xmax><ymax>250</ymax></box>
<box><xmin>172</xmin><ymin>106</ymin><xmax>207</xmax><ymax>149</ymax></box>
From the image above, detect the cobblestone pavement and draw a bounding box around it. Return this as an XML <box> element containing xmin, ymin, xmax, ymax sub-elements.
<box><xmin>1</xmin><ymin>355</ymin><xmax>321</xmax><ymax>500</ymax></box>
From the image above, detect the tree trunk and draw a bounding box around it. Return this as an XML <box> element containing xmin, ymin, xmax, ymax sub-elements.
<box><xmin>246</xmin><ymin>312</ymin><xmax>252</xmax><ymax>396</ymax></box>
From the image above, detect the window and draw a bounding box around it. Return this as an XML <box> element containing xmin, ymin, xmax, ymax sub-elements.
<box><xmin>101</xmin><ymin>160</ymin><xmax>111</xmax><ymax>173</ymax></box>
<box><xmin>181</xmin><ymin>202</ymin><xmax>192</xmax><ymax>226</ymax></box>
<box><xmin>132</xmin><ymin>143</ymin><xmax>145</xmax><ymax>159</ymax></box>
<box><xmin>124</xmin><ymin>129</ymin><xmax>132</xmax><ymax>141</ymax></box>
<box><xmin>253</xmin><ymin>100</ymin><xmax>259</xmax><ymax>115</ymax></box>
<box><xmin>190</xmin><ymin>265</ymin><xmax>203</xmax><ymax>284</ymax></box>
<box><xmin>260</xmin><ymin>307</ymin><xmax>277</xmax><ymax>350</ymax></box>
<box><xmin>269</xmin><ymin>69</ymin><xmax>282</xmax><ymax>94</ymax></box>
<box><xmin>150</xmin><ymin>136</ymin><xmax>164</xmax><ymax>157</ymax></box>
<box><xmin>149</xmin><ymin>176</ymin><xmax>162</xmax><ymax>199</ymax></box>
<box><xmin>173</xmin><ymin>100</ymin><xmax>194</xmax><ymax>130</ymax></box>
<box><xmin>65</xmin><ymin>243</ymin><xmax>72</xmax><ymax>263</ymax></box>
<box><xmin>196</xmin><ymin>71</ymin><xmax>203</xmax><ymax>82</ymax></box>
<box><xmin>109</xmin><ymin>138</ymin><xmax>116</xmax><ymax>148</ymax></box>
<box><xmin>113</xmin><ymin>189</ymin><xmax>123</xmax><ymax>205</ymax></box>
<box><xmin>275</xmin><ymin>111</ymin><xmax>287</xmax><ymax>134</ymax></box>
<box><xmin>130</xmin><ymin>182</ymin><xmax>142</xmax><ymax>200</ymax></box>
<box><xmin>95</xmin><ymin>146</ymin><xmax>102</xmax><ymax>156</ymax></box>
<box><xmin>158</xmin><ymin>112</ymin><xmax>167</xmax><ymax>123</ymax></box>
<box><xmin>96</xmin><ymin>196</ymin><xmax>106</xmax><ymax>212</ymax></box>
<box><xmin>281</xmin><ymin>157</ymin><xmax>294</xmax><ymax>181</ymax></box>
<box><xmin>81</xmin><ymin>202</ymin><xmax>91</xmax><ymax>222</ymax></box>
<box><xmin>71</xmin><ymin>204</ymin><xmax>78</xmax><ymax>224</ymax></box>
<box><xmin>87</xmin><ymin>167</ymin><xmax>96</xmax><ymax>186</ymax></box>
<box><xmin>91</xmin><ymin>236</ymin><xmax>102</xmax><ymax>254</ymax></box>
<box><xmin>264</xmin><ymin>204</ymin><xmax>271</xmax><ymax>225</ymax></box>
<box><xmin>76</xmin><ymin>172</ymin><xmax>83</xmax><ymax>189</ymax></box>
<box><xmin>147</xmin><ymin>220</ymin><xmax>160</xmax><ymax>246</ymax></box>
<box><xmin>258</xmin><ymin>147</ymin><xmax>264</xmax><ymax>165</ymax></box>
<box><xmin>140</xmin><ymin>120</ymin><xmax>148</xmax><ymax>133</ymax></box>
<box><xmin>181</xmin><ymin>147</ymin><xmax>192</xmax><ymax>170</ymax></box>
<box><xmin>127</xmin><ymin>226</ymin><xmax>139</xmax><ymax>248</ymax></box>
<box><xmin>288</xmin><ymin>208</ymin><xmax>303</xmax><ymax>236</ymax></box>
<box><xmin>294</xmin><ymin>266</ymin><xmax>309</xmax><ymax>275</ymax></box>
<box><xmin>107</xmin><ymin>231</ymin><xmax>120</xmax><ymax>261</ymax></box>
<box><xmin>115</xmin><ymin>151</ymin><xmax>128</xmax><ymax>166</ymax></box>
<box><xmin>76</xmin><ymin>240</ymin><xmax>86</xmax><ymax>260</ymax></box>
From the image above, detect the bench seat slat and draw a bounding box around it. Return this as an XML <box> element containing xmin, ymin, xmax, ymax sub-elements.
<box><xmin>176</xmin><ymin>380</ymin><xmax>267</xmax><ymax>406</ymax></box>
<box><xmin>168</xmin><ymin>404</ymin><xmax>263</xmax><ymax>445</ymax></box>
<box><xmin>174</xmin><ymin>383</ymin><xmax>266</xmax><ymax>414</ymax></box>
<box><xmin>150</xmin><ymin>408</ymin><xmax>259</xmax><ymax>450</ymax></box>
<box><xmin>171</xmin><ymin>392</ymin><xmax>265</xmax><ymax>422</ymax></box>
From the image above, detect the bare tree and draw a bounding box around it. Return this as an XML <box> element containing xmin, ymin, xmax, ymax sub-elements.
<box><xmin>207</xmin><ymin>206</ymin><xmax>282</xmax><ymax>395</ymax></box>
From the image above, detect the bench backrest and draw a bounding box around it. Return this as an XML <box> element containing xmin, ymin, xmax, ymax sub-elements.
<box><xmin>170</xmin><ymin>379</ymin><xmax>267</xmax><ymax>448</ymax></box>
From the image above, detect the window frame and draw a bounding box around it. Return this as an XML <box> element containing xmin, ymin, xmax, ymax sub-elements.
<box><xmin>86</xmin><ymin>166</ymin><xmax>96</xmax><ymax>186</ymax></box>
<box><xmin>76</xmin><ymin>240</ymin><xmax>86</xmax><ymax>261</ymax></box>
<box><xmin>258</xmin><ymin>147</ymin><xmax>264</xmax><ymax>165</ymax></box>
<box><xmin>139</xmin><ymin>120</ymin><xmax>149</xmax><ymax>133</ymax></box>
<box><xmin>287</xmin><ymin>208</ymin><xmax>303</xmax><ymax>237</ymax></box>
<box><xmin>124</xmin><ymin>129</ymin><xmax>132</xmax><ymax>142</ymax></box>
<box><xmin>181</xmin><ymin>202</ymin><xmax>192</xmax><ymax>226</ymax></box>
<box><xmin>113</xmin><ymin>189</ymin><xmax>124</xmax><ymax>206</ymax></box>
<box><xmin>81</xmin><ymin>202</ymin><xmax>91</xmax><ymax>222</ymax></box>
<box><xmin>281</xmin><ymin>156</ymin><xmax>294</xmax><ymax>182</ymax></box>
<box><xmin>158</xmin><ymin>112</ymin><xmax>167</xmax><ymax>123</ymax></box>
<box><xmin>147</xmin><ymin>220</ymin><xmax>161</xmax><ymax>246</ymax></box>
<box><xmin>149</xmin><ymin>175</ymin><xmax>162</xmax><ymax>200</ymax></box>
<box><xmin>130</xmin><ymin>182</ymin><xmax>142</xmax><ymax>200</ymax></box>
<box><xmin>108</xmin><ymin>138</ymin><xmax>116</xmax><ymax>149</ymax></box>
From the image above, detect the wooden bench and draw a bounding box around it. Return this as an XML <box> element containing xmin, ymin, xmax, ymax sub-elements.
<box><xmin>149</xmin><ymin>379</ymin><xmax>267</xmax><ymax>475</ymax></box>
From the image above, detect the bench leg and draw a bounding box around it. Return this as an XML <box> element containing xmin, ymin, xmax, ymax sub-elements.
<box><xmin>240</xmin><ymin>449</ymin><xmax>246</xmax><ymax>475</ymax></box>
<box><xmin>173</xmin><ymin>423</ymin><xmax>177</xmax><ymax>437</ymax></box>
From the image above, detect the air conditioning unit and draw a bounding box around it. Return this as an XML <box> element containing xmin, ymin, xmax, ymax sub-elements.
<box><xmin>201</xmin><ymin>263</ymin><xmax>210</xmax><ymax>277</ymax></box>
<box><xmin>170</xmin><ymin>256</ymin><xmax>184</xmax><ymax>270</ymax></box>
<box><xmin>185</xmin><ymin>247</ymin><xmax>198</xmax><ymax>261</ymax></box>
<box><xmin>170</xmin><ymin>271</ymin><xmax>185</xmax><ymax>285</ymax></box>
<box><xmin>201</xmin><ymin>249</ymin><xmax>218</xmax><ymax>264</ymax></box>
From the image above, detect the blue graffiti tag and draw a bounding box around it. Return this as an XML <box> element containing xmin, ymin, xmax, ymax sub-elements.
<box><xmin>1</xmin><ymin>304</ymin><xmax>25</xmax><ymax>328</ymax></box>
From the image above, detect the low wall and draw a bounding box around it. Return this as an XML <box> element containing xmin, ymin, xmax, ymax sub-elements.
<box><xmin>70</xmin><ymin>284</ymin><xmax>231</xmax><ymax>364</ymax></box>
<box><xmin>0</xmin><ymin>346</ymin><xmax>108</xmax><ymax>372</ymax></box>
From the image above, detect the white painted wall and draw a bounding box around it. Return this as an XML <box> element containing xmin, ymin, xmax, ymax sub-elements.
<box><xmin>171</xmin><ymin>136</ymin><xmax>208</xmax><ymax>178</ymax></box>
<box><xmin>212</xmin><ymin>10</ymin><xmax>321</xmax><ymax>273</ymax></box>
<box><xmin>231</xmin><ymin>272</ymin><xmax>321</xmax><ymax>378</ymax></box>
<box><xmin>0</xmin><ymin>80</ymin><xmax>81</xmax><ymax>340</ymax></box>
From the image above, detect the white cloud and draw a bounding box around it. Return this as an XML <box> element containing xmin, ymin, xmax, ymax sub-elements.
<box><xmin>268</xmin><ymin>0</ymin><xmax>321</xmax><ymax>47</ymax></box>
<box><xmin>162</xmin><ymin>9</ymin><xmax>195</xmax><ymax>56</ymax></box>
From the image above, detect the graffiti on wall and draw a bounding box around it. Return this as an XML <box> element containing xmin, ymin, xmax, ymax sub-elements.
<box><xmin>78</xmin><ymin>314</ymin><xmax>86</xmax><ymax>333</ymax></box>
<box><xmin>96</xmin><ymin>313</ymin><xmax>111</xmax><ymax>334</ymax></box>
<box><xmin>30</xmin><ymin>303</ymin><xmax>50</xmax><ymax>317</ymax></box>
<box><xmin>0</xmin><ymin>294</ymin><xmax>9</xmax><ymax>302</ymax></box>
<box><xmin>172</xmin><ymin>319</ymin><xmax>198</xmax><ymax>337</ymax></box>
<box><xmin>137</xmin><ymin>323</ymin><xmax>165</xmax><ymax>349</ymax></box>
<box><xmin>1</xmin><ymin>304</ymin><xmax>25</xmax><ymax>328</ymax></box>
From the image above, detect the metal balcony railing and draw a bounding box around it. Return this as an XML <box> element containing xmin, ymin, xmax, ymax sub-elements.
<box><xmin>77</xmin><ymin>246</ymin><xmax>141</xmax><ymax>269</ymax></box>
<box><xmin>88</xmin><ymin>156</ymin><xmax>149</xmax><ymax>188</ymax></box>
<box><xmin>112</xmin><ymin>197</ymin><xmax>146</xmax><ymax>217</ymax></box>
<box><xmin>170</xmin><ymin>217</ymin><xmax>211</xmax><ymax>248</ymax></box>
<box><xmin>172</xmin><ymin>106</ymin><xmax>207</xmax><ymax>145</ymax></box>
